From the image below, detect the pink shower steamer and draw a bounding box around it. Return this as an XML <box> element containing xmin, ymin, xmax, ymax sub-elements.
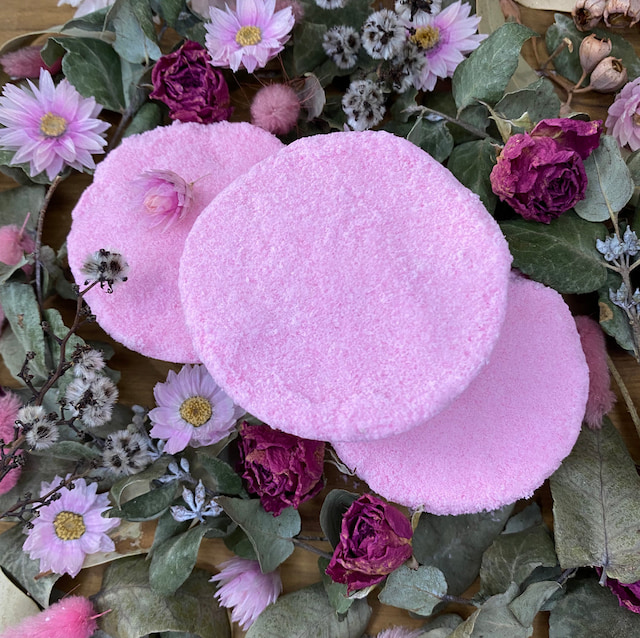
<box><xmin>180</xmin><ymin>130</ymin><xmax>512</xmax><ymax>441</ymax></box>
<box><xmin>67</xmin><ymin>121</ymin><xmax>283</xmax><ymax>362</ymax></box>
<box><xmin>333</xmin><ymin>275</ymin><xmax>589</xmax><ymax>515</ymax></box>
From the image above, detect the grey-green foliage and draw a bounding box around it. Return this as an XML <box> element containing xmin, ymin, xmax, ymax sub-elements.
<box><xmin>494</xmin><ymin>78</ymin><xmax>561</xmax><ymax>125</ymax></box>
<box><xmin>598</xmin><ymin>271</ymin><xmax>635</xmax><ymax>353</ymax></box>
<box><xmin>378</xmin><ymin>564</ymin><xmax>447</xmax><ymax>616</ymax></box>
<box><xmin>551</xmin><ymin>418</ymin><xmax>640</xmax><ymax>583</ymax></box>
<box><xmin>447</xmin><ymin>139</ymin><xmax>498</xmax><ymax>213</ymax></box>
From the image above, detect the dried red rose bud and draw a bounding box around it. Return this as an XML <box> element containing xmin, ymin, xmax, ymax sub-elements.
<box><xmin>589</xmin><ymin>57</ymin><xmax>628</xmax><ymax>92</ymax></box>
<box><xmin>572</xmin><ymin>0</ymin><xmax>606</xmax><ymax>30</ymax></box>
<box><xmin>579</xmin><ymin>34</ymin><xmax>612</xmax><ymax>74</ymax></box>
<box><xmin>604</xmin><ymin>0</ymin><xmax>640</xmax><ymax>27</ymax></box>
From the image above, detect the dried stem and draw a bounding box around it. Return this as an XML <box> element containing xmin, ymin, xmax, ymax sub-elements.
<box><xmin>607</xmin><ymin>354</ymin><xmax>640</xmax><ymax>440</ymax></box>
<box><xmin>292</xmin><ymin>538</ymin><xmax>332</xmax><ymax>560</ymax></box>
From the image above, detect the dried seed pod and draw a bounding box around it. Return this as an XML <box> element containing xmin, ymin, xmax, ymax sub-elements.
<box><xmin>589</xmin><ymin>57</ymin><xmax>628</xmax><ymax>92</ymax></box>
<box><xmin>579</xmin><ymin>34</ymin><xmax>612</xmax><ymax>74</ymax></box>
<box><xmin>604</xmin><ymin>0</ymin><xmax>640</xmax><ymax>27</ymax></box>
<box><xmin>572</xmin><ymin>0</ymin><xmax>606</xmax><ymax>30</ymax></box>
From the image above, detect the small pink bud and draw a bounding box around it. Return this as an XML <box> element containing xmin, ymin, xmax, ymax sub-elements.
<box><xmin>572</xmin><ymin>0</ymin><xmax>606</xmax><ymax>30</ymax></box>
<box><xmin>0</xmin><ymin>46</ymin><xmax>62</xmax><ymax>79</ymax></box>
<box><xmin>0</xmin><ymin>217</ymin><xmax>35</xmax><ymax>266</ymax></box>
<box><xmin>579</xmin><ymin>34</ymin><xmax>612</xmax><ymax>74</ymax></box>
<box><xmin>604</xmin><ymin>0</ymin><xmax>640</xmax><ymax>27</ymax></box>
<box><xmin>589</xmin><ymin>56</ymin><xmax>628</xmax><ymax>92</ymax></box>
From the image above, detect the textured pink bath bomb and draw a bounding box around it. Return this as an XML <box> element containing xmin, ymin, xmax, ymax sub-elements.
<box><xmin>180</xmin><ymin>130</ymin><xmax>512</xmax><ymax>441</ymax></box>
<box><xmin>67</xmin><ymin>121</ymin><xmax>283</xmax><ymax>362</ymax></box>
<box><xmin>333</xmin><ymin>275</ymin><xmax>589</xmax><ymax>515</ymax></box>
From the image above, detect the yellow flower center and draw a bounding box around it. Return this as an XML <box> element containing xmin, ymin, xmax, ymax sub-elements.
<box><xmin>39</xmin><ymin>112</ymin><xmax>68</xmax><ymax>138</ymax></box>
<box><xmin>235</xmin><ymin>25</ymin><xmax>262</xmax><ymax>47</ymax></box>
<box><xmin>179</xmin><ymin>396</ymin><xmax>213</xmax><ymax>427</ymax></box>
<box><xmin>411</xmin><ymin>26</ymin><xmax>440</xmax><ymax>51</ymax></box>
<box><xmin>53</xmin><ymin>510</ymin><xmax>86</xmax><ymax>541</ymax></box>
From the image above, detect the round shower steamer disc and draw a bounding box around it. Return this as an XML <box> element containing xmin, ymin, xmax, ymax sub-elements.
<box><xmin>333</xmin><ymin>275</ymin><xmax>589</xmax><ymax>515</ymax></box>
<box><xmin>180</xmin><ymin>130</ymin><xmax>513</xmax><ymax>441</ymax></box>
<box><xmin>67</xmin><ymin>121</ymin><xmax>284</xmax><ymax>363</ymax></box>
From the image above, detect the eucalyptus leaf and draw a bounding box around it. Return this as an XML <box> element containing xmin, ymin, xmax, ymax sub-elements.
<box><xmin>223</xmin><ymin>525</ymin><xmax>258</xmax><ymax>560</ymax></box>
<box><xmin>216</xmin><ymin>496</ymin><xmax>300</xmax><ymax>573</ymax></box>
<box><xmin>152</xmin><ymin>0</ymin><xmax>185</xmax><ymax>27</ymax></box>
<box><xmin>319</xmin><ymin>489</ymin><xmax>358</xmax><ymax>548</ymax></box>
<box><xmin>245</xmin><ymin>582</ymin><xmax>371</xmax><ymax>638</ymax></box>
<box><xmin>124</xmin><ymin>102</ymin><xmax>163</xmax><ymax>138</ymax></box>
<box><xmin>390</xmin><ymin>88</ymin><xmax>418</xmax><ymax>124</ymax></box>
<box><xmin>149</xmin><ymin>525</ymin><xmax>208</xmax><ymax>596</ymax></box>
<box><xmin>544</xmin><ymin>13</ymin><xmax>584</xmax><ymax>85</ymax></box>
<box><xmin>499</xmin><ymin>211</ymin><xmax>608</xmax><ymax>294</ymax></box>
<box><xmin>453</xmin><ymin>23</ymin><xmax>537</xmax><ymax>112</ymax></box>
<box><xmin>108</xmin><ymin>0</ymin><xmax>161</xmax><ymax>64</ymax></box>
<box><xmin>549</xmin><ymin>577</ymin><xmax>640</xmax><ymax>637</ymax></box>
<box><xmin>53</xmin><ymin>36</ymin><xmax>126</xmax><ymax>112</ymax></box>
<box><xmin>508</xmin><ymin>580</ymin><xmax>562</xmax><ymax>627</ymax></box>
<box><xmin>41</xmin><ymin>308</ymin><xmax>85</xmax><ymax>392</ymax></box>
<box><xmin>494</xmin><ymin>78</ymin><xmax>561</xmax><ymax>124</ymax></box>
<box><xmin>446</xmin><ymin>139</ymin><xmax>497</xmax><ymax>213</ymax></box>
<box><xmin>550</xmin><ymin>418</ymin><xmax>640</xmax><ymax>583</ymax></box>
<box><xmin>407</xmin><ymin>118</ymin><xmax>454</xmax><ymax>163</ymax></box>
<box><xmin>627</xmin><ymin>148</ymin><xmax>640</xmax><ymax>189</ymax></box>
<box><xmin>0</xmin><ymin>524</ymin><xmax>58</xmax><ymax>607</ymax></box>
<box><xmin>0</xmin><ymin>259</ymin><xmax>28</xmax><ymax>286</ymax></box>
<box><xmin>480</xmin><ymin>524</ymin><xmax>558</xmax><ymax>595</ymax></box>
<box><xmin>195</xmin><ymin>453</ymin><xmax>243</xmax><ymax>495</ymax></box>
<box><xmin>574</xmin><ymin>136</ymin><xmax>634</xmax><ymax>222</ymax></box>
<box><xmin>0</xmin><ymin>185</ymin><xmax>44</xmax><ymax>231</ymax></box>
<box><xmin>0</xmin><ymin>149</ymin><xmax>51</xmax><ymax>185</ymax></box>
<box><xmin>503</xmin><ymin>503</ymin><xmax>542</xmax><ymax>535</ymax></box>
<box><xmin>63</xmin><ymin>8</ymin><xmax>113</xmax><ymax>33</ymax></box>
<box><xmin>598</xmin><ymin>272</ymin><xmax>635</xmax><ymax>354</ymax></box>
<box><xmin>0</xmin><ymin>327</ymin><xmax>31</xmax><ymax>385</ymax></box>
<box><xmin>31</xmin><ymin>440</ymin><xmax>101</xmax><ymax>461</ymax></box>
<box><xmin>422</xmin><ymin>613</ymin><xmax>464</xmax><ymax>632</ymax></box>
<box><xmin>151</xmin><ymin>509</ymin><xmax>191</xmax><ymax>555</ymax></box>
<box><xmin>378</xmin><ymin>564</ymin><xmax>447</xmax><ymax>616</ymax></box>
<box><xmin>109</xmin><ymin>482</ymin><xmax>178</xmax><ymax>522</ymax></box>
<box><xmin>412</xmin><ymin>504</ymin><xmax>513</xmax><ymax>596</ymax></box>
<box><xmin>319</xmin><ymin>556</ymin><xmax>354</xmax><ymax>614</ymax></box>
<box><xmin>292</xmin><ymin>22</ymin><xmax>327</xmax><ymax>75</ymax></box>
<box><xmin>94</xmin><ymin>557</ymin><xmax>230</xmax><ymax>638</ymax></box>
<box><xmin>110</xmin><ymin>456</ymin><xmax>171</xmax><ymax>507</ymax></box>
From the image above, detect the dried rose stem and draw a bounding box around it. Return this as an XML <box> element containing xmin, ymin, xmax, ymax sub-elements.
<box><xmin>292</xmin><ymin>538</ymin><xmax>332</xmax><ymax>559</ymax></box>
<box><xmin>607</xmin><ymin>353</ymin><xmax>640</xmax><ymax>440</ymax></box>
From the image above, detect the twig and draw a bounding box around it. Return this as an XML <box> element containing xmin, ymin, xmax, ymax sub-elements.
<box><xmin>292</xmin><ymin>538</ymin><xmax>332</xmax><ymax>560</ymax></box>
<box><xmin>607</xmin><ymin>354</ymin><xmax>640</xmax><ymax>440</ymax></box>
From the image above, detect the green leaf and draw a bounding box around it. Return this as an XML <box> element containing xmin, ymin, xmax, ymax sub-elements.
<box><xmin>598</xmin><ymin>272</ymin><xmax>635</xmax><ymax>354</ymax></box>
<box><xmin>494</xmin><ymin>78</ymin><xmax>561</xmax><ymax>124</ymax></box>
<box><xmin>0</xmin><ymin>327</ymin><xmax>29</xmax><ymax>385</ymax></box>
<box><xmin>149</xmin><ymin>525</ymin><xmax>208</xmax><ymax>596</ymax></box>
<box><xmin>0</xmin><ymin>185</ymin><xmax>44</xmax><ymax>231</ymax></box>
<box><xmin>378</xmin><ymin>564</ymin><xmax>447</xmax><ymax>616</ymax></box>
<box><xmin>319</xmin><ymin>556</ymin><xmax>354</xmax><ymax>615</ymax></box>
<box><xmin>447</xmin><ymin>139</ymin><xmax>498</xmax><ymax>213</ymax></box>
<box><xmin>549</xmin><ymin>577</ymin><xmax>640</xmax><ymax>637</ymax></box>
<box><xmin>544</xmin><ymin>14</ymin><xmax>584</xmax><ymax>85</ymax></box>
<box><xmin>53</xmin><ymin>36</ymin><xmax>126</xmax><ymax>112</ymax></box>
<box><xmin>245</xmin><ymin>582</ymin><xmax>371</xmax><ymax>638</ymax></box>
<box><xmin>509</xmin><ymin>581</ymin><xmax>562</xmax><ymax>627</ymax></box>
<box><xmin>626</xmin><ymin>148</ymin><xmax>640</xmax><ymax>189</ymax></box>
<box><xmin>480</xmin><ymin>525</ymin><xmax>558</xmax><ymax>595</ymax></box>
<box><xmin>0</xmin><ymin>566</ymin><xmax>40</xmax><ymax>633</ymax></box>
<box><xmin>63</xmin><ymin>7</ymin><xmax>112</xmax><ymax>32</ymax></box>
<box><xmin>412</xmin><ymin>504</ymin><xmax>513</xmax><ymax>596</ymax></box>
<box><xmin>152</xmin><ymin>0</ymin><xmax>186</xmax><ymax>27</ymax></box>
<box><xmin>499</xmin><ymin>211</ymin><xmax>608</xmax><ymax>294</ymax></box>
<box><xmin>550</xmin><ymin>418</ymin><xmax>640</xmax><ymax>583</ymax></box>
<box><xmin>0</xmin><ymin>149</ymin><xmax>51</xmax><ymax>185</ymax></box>
<box><xmin>124</xmin><ymin>102</ymin><xmax>163</xmax><ymax>138</ymax></box>
<box><xmin>196</xmin><ymin>453</ymin><xmax>244</xmax><ymax>495</ymax></box>
<box><xmin>107</xmin><ymin>0</ymin><xmax>161</xmax><ymax>64</ymax></box>
<box><xmin>110</xmin><ymin>456</ymin><xmax>171</xmax><ymax>507</ymax></box>
<box><xmin>292</xmin><ymin>22</ymin><xmax>327</xmax><ymax>74</ymax></box>
<box><xmin>0</xmin><ymin>282</ymin><xmax>47</xmax><ymax>380</ymax></box>
<box><xmin>31</xmin><ymin>440</ymin><xmax>102</xmax><ymax>461</ymax></box>
<box><xmin>407</xmin><ymin>118</ymin><xmax>454</xmax><ymax>163</ymax></box>
<box><xmin>110</xmin><ymin>482</ymin><xmax>178</xmax><ymax>522</ymax></box>
<box><xmin>574</xmin><ymin>136</ymin><xmax>634</xmax><ymax>222</ymax></box>
<box><xmin>223</xmin><ymin>525</ymin><xmax>258</xmax><ymax>560</ymax></box>
<box><xmin>151</xmin><ymin>509</ymin><xmax>191</xmax><ymax>555</ymax></box>
<box><xmin>0</xmin><ymin>524</ymin><xmax>58</xmax><ymax>607</ymax></box>
<box><xmin>93</xmin><ymin>556</ymin><xmax>230</xmax><ymax>638</ymax></box>
<box><xmin>453</xmin><ymin>23</ymin><xmax>537</xmax><ymax>112</ymax></box>
<box><xmin>503</xmin><ymin>503</ymin><xmax>543</xmax><ymax>535</ymax></box>
<box><xmin>216</xmin><ymin>496</ymin><xmax>301</xmax><ymax>573</ymax></box>
<box><xmin>319</xmin><ymin>489</ymin><xmax>358</xmax><ymax>548</ymax></box>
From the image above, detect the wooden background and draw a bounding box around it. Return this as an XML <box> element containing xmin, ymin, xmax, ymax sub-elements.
<box><xmin>0</xmin><ymin>2</ymin><xmax>639</xmax><ymax>637</ymax></box>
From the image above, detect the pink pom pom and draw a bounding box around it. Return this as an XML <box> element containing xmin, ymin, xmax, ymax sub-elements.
<box><xmin>251</xmin><ymin>84</ymin><xmax>301</xmax><ymax>135</ymax></box>
<box><xmin>575</xmin><ymin>315</ymin><xmax>616</xmax><ymax>429</ymax></box>
<box><xmin>0</xmin><ymin>46</ymin><xmax>62</xmax><ymax>79</ymax></box>
<box><xmin>0</xmin><ymin>390</ymin><xmax>22</xmax><ymax>495</ymax></box>
<box><xmin>0</xmin><ymin>218</ymin><xmax>35</xmax><ymax>266</ymax></box>
<box><xmin>0</xmin><ymin>596</ymin><xmax>98</xmax><ymax>638</ymax></box>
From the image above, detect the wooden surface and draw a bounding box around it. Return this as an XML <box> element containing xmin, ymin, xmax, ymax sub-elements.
<box><xmin>0</xmin><ymin>2</ymin><xmax>639</xmax><ymax>637</ymax></box>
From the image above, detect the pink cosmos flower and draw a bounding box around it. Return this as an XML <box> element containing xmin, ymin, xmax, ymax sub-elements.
<box><xmin>606</xmin><ymin>77</ymin><xmax>640</xmax><ymax>151</ymax></box>
<box><xmin>205</xmin><ymin>0</ymin><xmax>295</xmax><ymax>73</ymax></box>
<box><xmin>131</xmin><ymin>169</ymin><xmax>194</xmax><ymax>231</ymax></box>
<box><xmin>0</xmin><ymin>68</ymin><xmax>110</xmax><ymax>181</ymax></box>
<box><xmin>0</xmin><ymin>390</ymin><xmax>23</xmax><ymax>495</ymax></box>
<box><xmin>250</xmin><ymin>84</ymin><xmax>300</xmax><ymax>135</ymax></box>
<box><xmin>149</xmin><ymin>364</ymin><xmax>243</xmax><ymax>454</ymax></box>
<box><xmin>0</xmin><ymin>46</ymin><xmax>62</xmax><ymax>80</ymax></box>
<box><xmin>210</xmin><ymin>558</ymin><xmax>282</xmax><ymax>629</ymax></box>
<box><xmin>22</xmin><ymin>475</ymin><xmax>120</xmax><ymax>578</ymax></box>
<box><xmin>408</xmin><ymin>1</ymin><xmax>486</xmax><ymax>92</ymax></box>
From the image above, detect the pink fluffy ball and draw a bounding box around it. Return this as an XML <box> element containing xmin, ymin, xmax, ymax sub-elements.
<box><xmin>0</xmin><ymin>596</ymin><xmax>98</xmax><ymax>638</ymax></box>
<box><xmin>0</xmin><ymin>224</ymin><xmax>34</xmax><ymax>266</ymax></box>
<box><xmin>251</xmin><ymin>84</ymin><xmax>301</xmax><ymax>135</ymax></box>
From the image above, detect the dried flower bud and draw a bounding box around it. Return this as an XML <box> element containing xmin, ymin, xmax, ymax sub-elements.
<box><xmin>589</xmin><ymin>57</ymin><xmax>628</xmax><ymax>92</ymax></box>
<box><xmin>604</xmin><ymin>0</ymin><xmax>640</xmax><ymax>27</ymax></box>
<box><xmin>572</xmin><ymin>0</ymin><xmax>606</xmax><ymax>30</ymax></box>
<box><xmin>499</xmin><ymin>0</ymin><xmax>521</xmax><ymax>23</ymax></box>
<box><xmin>579</xmin><ymin>34</ymin><xmax>612</xmax><ymax>74</ymax></box>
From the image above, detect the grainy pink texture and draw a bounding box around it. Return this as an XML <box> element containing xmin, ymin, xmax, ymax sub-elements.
<box><xmin>575</xmin><ymin>315</ymin><xmax>616</xmax><ymax>428</ymax></box>
<box><xmin>333</xmin><ymin>275</ymin><xmax>589</xmax><ymax>515</ymax></box>
<box><xmin>67</xmin><ymin>121</ymin><xmax>283</xmax><ymax>363</ymax></box>
<box><xmin>180</xmin><ymin>130</ymin><xmax>512</xmax><ymax>441</ymax></box>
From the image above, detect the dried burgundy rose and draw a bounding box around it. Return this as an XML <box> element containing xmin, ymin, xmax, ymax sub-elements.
<box><xmin>490</xmin><ymin>118</ymin><xmax>603</xmax><ymax>223</ymax></box>
<box><xmin>150</xmin><ymin>40</ymin><xmax>232</xmax><ymax>124</ymax></box>
<box><xmin>238</xmin><ymin>421</ymin><xmax>325</xmax><ymax>516</ymax></box>
<box><xmin>325</xmin><ymin>493</ymin><xmax>413</xmax><ymax>592</ymax></box>
<box><xmin>598</xmin><ymin>569</ymin><xmax>640</xmax><ymax>613</ymax></box>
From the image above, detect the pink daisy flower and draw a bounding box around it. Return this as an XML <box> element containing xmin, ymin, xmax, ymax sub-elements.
<box><xmin>22</xmin><ymin>475</ymin><xmax>120</xmax><ymax>578</ymax></box>
<box><xmin>210</xmin><ymin>558</ymin><xmax>282</xmax><ymax>630</ymax></box>
<box><xmin>606</xmin><ymin>77</ymin><xmax>640</xmax><ymax>151</ymax></box>
<box><xmin>149</xmin><ymin>364</ymin><xmax>243</xmax><ymax>454</ymax></box>
<box><xmin>0</xmin><ymin>68</ymin><xmax>110</xmax><ymax>181</ymax></box>
<box><xmin>205</xmin><ymin>0</ymin><xmax>295</xmax><ymax>73</ymax></box>
<box><xmin>407</xmin><ymin>1</ymin><xmax>486</xmax><ymax>92</ymax></box>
